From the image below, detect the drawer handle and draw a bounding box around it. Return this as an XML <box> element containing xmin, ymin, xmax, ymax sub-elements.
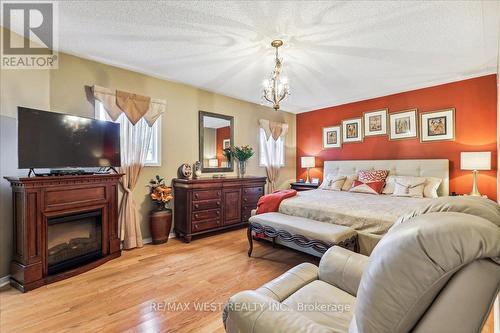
<box><xmin>216</xmin><ymin>201</ymin><xmax>221</xmax><ymax>206</ymax></box>
<box><xmin>216</xmin><ymin>221</ymin><xmax>220</xmax><ymax>225</ymax></box>
<box><xmin>258</xmin><ymin>188</ymin><xmax>262</xmax><ymax>192</ymax></box>
<box><xmin>216</xmin><ymin>211</ymin><xmax>220</xmax><ymax>216</ymax></box>
<box><xmin>194</xmin><ymin>204</ymin><xmax>199</xmax><ymax>209</ymax></box>
<box><xmin>217</xmin><ymin>191</ymin><xmax>221</xmax><ymax>196</ymax></box>
<box><xmin>194</xmin><ymin>225</ymin><xmax>199</xmax><ymax>230</ymax></box>
<box><xmin>243</xmin><ymin>198</ymin><xmax>247</xmax><ymax>202</ymax></box>
<box><xmin>195</xmin><ymin>214</ymin><xmax>199</xmax><ymax>219</ymax></box>
<box><xmin>195</xmin><ymin>194</ymin><xmax>199</xmax><ymax>199</ymax></box>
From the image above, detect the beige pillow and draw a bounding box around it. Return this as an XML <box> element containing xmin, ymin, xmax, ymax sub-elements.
<box><xmin>341</xmin><ymin>174</ymin><xmax>357</xmax><ymax>191</ymax></box>
<box><xmin>319</xmin><ymin>174</ymin><xmax>346</xmax><ymax>191</ymax></box>
<box><xmin>392</xmin><ymin>180</ymin><xmax>425</xmax><ymax>198</ymax></box>
<box><xmin>384</xmin><ymin>175</ymin><xmax>442</xmax><ymax>198</ymax></box>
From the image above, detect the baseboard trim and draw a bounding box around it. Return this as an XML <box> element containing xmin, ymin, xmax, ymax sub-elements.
<box><xmin>0</xmin><ymin>275</ymin><xmax>10</xmax><ymax>287</ymax></box>
<box><xmin>143</xmin><ymin>232</ymin><xmax>176</xmax><ymax>245</ymax></box>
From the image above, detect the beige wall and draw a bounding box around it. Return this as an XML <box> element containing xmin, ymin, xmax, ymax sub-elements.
<box><xmin>0</xmin><ymin>28</ymin><xmax>52</xmax><ymax>279</ymax></box>
<box><xmin>0</xmin><ymin>45</ymin><xmax>296</xmax><ymax>278</ymax></box>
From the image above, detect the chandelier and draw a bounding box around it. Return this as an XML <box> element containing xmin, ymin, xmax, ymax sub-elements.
<box><xmin>262</xmin><ymin>40</ymin><xmax>290</xmax><ymax>111</ymax></box>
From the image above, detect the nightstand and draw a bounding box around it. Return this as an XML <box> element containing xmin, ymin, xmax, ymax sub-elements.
<box><xmin>290</xmin><ymin>182</ymin><xmax>319</xmax><ymax>191</ymax></box>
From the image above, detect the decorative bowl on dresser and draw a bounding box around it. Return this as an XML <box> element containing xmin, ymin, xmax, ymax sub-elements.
<box><xmin>173</xmin><ymin>176</ymin><xmax>266</xmax><ymax>242</ymax></box>
<box><xmin>4</xmin><ymin>173</ymin><xmax>122</xmax><ymax>292</ymax></box>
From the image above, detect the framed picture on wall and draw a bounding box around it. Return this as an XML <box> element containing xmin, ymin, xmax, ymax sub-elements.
<box><xmin>420</xmin><ymin>108</ymin><xmax>455</xmax><ymax>142</ymax></box>
<box><xmin>322</xmin><ymin>125</ymin><xmax>342</xmax><ymax>148</ymax></box>
<box><xmin>363</xmin><ymin>108</ymin><xmax>388</xmax><ymax>136</ymax></box>
<box><xmin>223</xmin><ymin>139</ymin><xmax>231</xmax><ymax>149</ymax></box>
<box><xmin>389</xmin><ymin>109</ymin><xmax>418</xmax><ymax>140</ymax></box>
<box><xmin>342</xmin><ymin>118</ymin><xmax>363</xmax><ymax>143</ymax></box>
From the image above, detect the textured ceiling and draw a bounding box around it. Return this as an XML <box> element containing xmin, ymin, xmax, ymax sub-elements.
<box><xmin>21</xmin><ymin>1</ymin><xmax>500</xmax><ymax>113</ymax></box>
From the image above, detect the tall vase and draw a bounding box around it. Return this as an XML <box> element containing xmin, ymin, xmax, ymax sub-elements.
<box><xmin>238</xmin><ymin>160</ymin><xmax>247</xmax><ymax>178</ymax></box>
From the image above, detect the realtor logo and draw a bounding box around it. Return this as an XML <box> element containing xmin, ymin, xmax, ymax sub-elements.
<box><xmin>1</xmin><ymin>1</ymin><xmax>58</xmax><ymax>69</ymax></box>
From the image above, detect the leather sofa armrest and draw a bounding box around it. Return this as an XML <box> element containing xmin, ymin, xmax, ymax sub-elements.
<box><xmin>223</xmin><ymin>290</ymin><xmax>333</xmax><ymax>333</ymax></box>
<box><xmin>255</xmin><ymin>263</ymin><xmax>318</xmax><ymax>301</ymax></box>
<box><xmin>319</xmin><ymin>246</ymin><xmax>368</xmax><ymax>296</ymax></box>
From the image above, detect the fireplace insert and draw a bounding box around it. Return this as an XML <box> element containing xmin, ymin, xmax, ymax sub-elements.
<box><xmin>47</xmin><ymin>210</ymin><xmax>102</xmax><ymax>275</ymax></box>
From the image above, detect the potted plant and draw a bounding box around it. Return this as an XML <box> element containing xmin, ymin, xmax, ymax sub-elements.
<box><xmin>148</xmin><ymin>175</ymin><xmax>173</xmax><ymax>244</ymax></box>
<box><xmin>231</xmin><ymin>145</ymin><xmax>254</xmax><ymax>177</ymax></box>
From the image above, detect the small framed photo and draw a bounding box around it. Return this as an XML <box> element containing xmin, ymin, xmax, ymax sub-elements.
<box><xmin>420</xmin><ymin>108</ymin><xmax>455</xmax><ymax>142</ymax></box>
<box><xmin>363</xmin><ymin>108</ymin><xmax>388</xmax><ymax>136</ymax></box>
<box><xmin>342</xmin><ymin>118</ymin><xmax>363</xmax><ymax>143</ymax></box>
<box><xmin>322</xmin><ymin>125</ymin><xmax>341</xmax><ymax>148</ymax></box>
<box><xmin>311</xmin><ymin>177</ymin><xmax>320</xmax><ymax>185</ymax></box>
<box><xmin>223</xmin><ymin>139</ymin><xmax>231</xmax><ymax>149</ymax></box>
<box><xmin>389</xmin><ymin>109</ymin><xmax>418</xmax><ymax>140</ymax></box>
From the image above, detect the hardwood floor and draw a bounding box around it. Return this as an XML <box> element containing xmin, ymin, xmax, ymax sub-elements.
<box><xmin>0</xmin><ymin>228</ymin><xmax>495</xmax><ymax>333</ymax></box>
<box><xmin>0</xmin><ymin>228</ymin><xmax>317</xmax><ymax>333</ymax></box>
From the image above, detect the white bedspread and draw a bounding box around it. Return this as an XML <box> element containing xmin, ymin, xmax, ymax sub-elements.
<box><xmin>279</xmin><ymin>189</ymin><xmax>432</xmax><ymax>234</ymax></box>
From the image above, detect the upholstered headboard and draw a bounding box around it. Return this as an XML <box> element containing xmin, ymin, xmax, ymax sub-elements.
<box><xmin>323</xmin><ymin>159</ymin><xmax>450</xmax><ymax>196</ymax></box>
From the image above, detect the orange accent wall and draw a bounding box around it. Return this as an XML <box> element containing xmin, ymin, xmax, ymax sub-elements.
<box><xmin>216</xmin><ymin>126</ymin><xmax>231</xmax><ymax>166</ymax></box>
<box><xmin>296</xmin><ymin>74</ymin><xmax>498</xmax><ymax>200</ymax></box>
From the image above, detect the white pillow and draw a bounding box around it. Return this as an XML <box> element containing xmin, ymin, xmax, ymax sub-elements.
<box><xmin>392</xmin><ymin>179</ymin><xmax>426</xmax><ymax>198</ymax></box>
<box><xmin>423</xmin><ymin>177</ymin><xmax>442</xmax><ymax>198</ymax></box>
<box><xmin>383</xmin><ymin>175</ymin><xmax>442</xmax><ymax>198</ymax></box>
<box><xmin>319</xmin><ymin>174</ymin><xmax>346</xmax><ymax>191</ymax></box>
<box><xmin>382</xmin><ymin>175</ymin><xmax>396</xmax><ymax>194</ymax></box>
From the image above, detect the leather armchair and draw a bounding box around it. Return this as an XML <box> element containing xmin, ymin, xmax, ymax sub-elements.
<box><xmin>223</xmin><ymin>212</ymin><xmax>500</xmax><ymax>333</ymax></box>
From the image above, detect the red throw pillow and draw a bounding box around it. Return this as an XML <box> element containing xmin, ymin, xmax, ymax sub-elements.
<box><xmin>349</xmin><ymin>180</ymin><xmax>385</xmax><ymax>195</ymax></box>
<box><xmin>358</xmin><ymin>169</ymin><xmax>389</xmax><ymax>183</ymax></box>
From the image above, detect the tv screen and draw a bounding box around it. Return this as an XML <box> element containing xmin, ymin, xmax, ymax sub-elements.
<box><xmin>18</xmin><ymin>107</ymin><xmax>121</xmax><ymax>169</ymax></box>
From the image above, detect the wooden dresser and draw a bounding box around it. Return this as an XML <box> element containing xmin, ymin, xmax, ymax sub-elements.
<box><xmin>173</xmin><ymin>176</ymin><xmax>266</xmax><ymax>242</ymax></box>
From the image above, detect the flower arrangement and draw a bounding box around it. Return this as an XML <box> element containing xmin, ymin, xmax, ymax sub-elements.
<box><xmin>230</xmin><ymin>145</ymin><xmax>254</xmax><ymax>177</ymax></box>
<box><xmin>231</xmin><ymin>145</ymin><xmax>254</xmax><ymax>162</ymax></box>
<box><xmin>148</xmin><ymin>175</ymin><xmax>173</xmax><ymax>210</ymax></box>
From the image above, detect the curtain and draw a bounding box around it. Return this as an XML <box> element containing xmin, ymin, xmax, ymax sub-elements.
<box><xmin>117</xmin><ymin>115</ymin><xmax>152</xmax><ymax>248</ymax></box>
<box><xmin>93</xmin><ymin>86</ymin><xmax>166</xmax><ymax>249</ymax></box>
<box><xmin>259</xmin><ymin>119</ymin><xmax>288</xmax><ymax>192</ymax></box>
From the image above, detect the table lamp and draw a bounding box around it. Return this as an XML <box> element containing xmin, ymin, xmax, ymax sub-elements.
<box><xmin>301</xmin><ymin>156</ymin><xmax>315</xmax><ymax>183</ymax></box>
<box><xmin>460</xmin><ymin>152</ymin><xmax>491</xmax><ymax>196</ymax></box>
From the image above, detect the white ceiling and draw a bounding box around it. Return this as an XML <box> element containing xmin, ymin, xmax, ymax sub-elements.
<box><xmin>16</xmin><ymin>1</ymin><xmax>500</xmax><ymax>113</ymax></box>
<box><xmin>203</xmin><ymin>116</ymin><xmax>230</xmax><ymax>129</ymax></box>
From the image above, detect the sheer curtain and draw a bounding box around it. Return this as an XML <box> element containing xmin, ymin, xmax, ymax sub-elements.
<box><xmin>117</xmin><ymin>115</ymin><xmax>153</xmax><ymax>249</ymax></box>
<box><xmin>259</xmin><ymin>119</ymin><xmax>288</xmax><ymax>193</ymax></box>
<box><xmin>93</xmin><ymin>86</ymin><xmax>165</xmax><ymax>249</ymax></box>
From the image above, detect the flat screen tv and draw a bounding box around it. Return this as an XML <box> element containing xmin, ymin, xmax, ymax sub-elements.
<box><xmin>18</xmin><ymin>107</ymin><xmax>121</xmax><ymax>169</ymax></box>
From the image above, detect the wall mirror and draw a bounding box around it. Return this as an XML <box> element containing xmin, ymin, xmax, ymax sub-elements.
<box><xmin>199</xmin><ymin>111</ymin><xmax>234</xmax><ymax>173</ymax></box>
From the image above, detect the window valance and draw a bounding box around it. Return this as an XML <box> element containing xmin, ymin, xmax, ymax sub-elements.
<box><xmin>259</xmin><ymin>119</ymin><xmax>288</xmax><ymax>141</ymax></box>
<box><xmin>92</xmin><ymin>85</ymin><xmax>165</xmax><ymax>126</ymax></box>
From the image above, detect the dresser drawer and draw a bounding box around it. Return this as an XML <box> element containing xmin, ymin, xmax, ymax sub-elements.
<box><xmin>192</xmin><ymin>219</ymin><xmax>221</xmax><ymax>232</ymax></box>
<box><xmin>242</xmin><ymin>187</ymin><xmax>263</xmax><ymax>197</ymax></box>
<box><xmin>193</xmin><ymin>190</ymin><xmax>221</xmax><ymax>201</ymax></box>
<box><xmin>242</xmin><ymin>195</ymin><xmax>260</xmax><ymax>205</ymax></box>
<box><xmin>192</xmin><ymin>200</ymin><xmax>221</xmax><ymax>211</ymax></box>
<box><xmin>192</xmin><ymin>209</ymin><xmax>221</xmax><ymax>221</ymax></box>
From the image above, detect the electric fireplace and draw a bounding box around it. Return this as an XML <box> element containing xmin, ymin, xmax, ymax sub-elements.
<box><xmin>47</xmin><ymin>210</ymin><xmax>102</xmax><ymax>275</ymax></box>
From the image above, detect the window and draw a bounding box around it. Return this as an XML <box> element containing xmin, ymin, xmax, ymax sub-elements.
<box><xmin>259</xmin><ymin>128</ymin><xmax>285</xmax><ymax>167</ymax></box>
<box><xmin>95</xmin><ymin>102</ymin><xmax>161</xmax><ymax>166</ymax></box>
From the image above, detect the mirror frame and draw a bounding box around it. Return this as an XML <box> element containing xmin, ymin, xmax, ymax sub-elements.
<box><xmin>198</xmin><ymin>111</ymin><xmax>234</xmax><ymax>173</ymax></box>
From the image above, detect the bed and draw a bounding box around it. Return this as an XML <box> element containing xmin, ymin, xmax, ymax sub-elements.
<box><xmin>278</xmin><ymin>159</ymin><xmax>450</xmax><ymax>254</ymax></box>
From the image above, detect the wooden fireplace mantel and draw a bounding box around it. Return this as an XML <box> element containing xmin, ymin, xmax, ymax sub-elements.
<box><xmin>4</xmin><ymin>173</ymin><xmax>123</xmax><ymax>292</ymax></box>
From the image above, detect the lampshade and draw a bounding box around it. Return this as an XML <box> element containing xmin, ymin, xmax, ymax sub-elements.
<box><xmin>460</xmin><ymin>152</ymin><xmax>491</xmax><ymax>170</ymax></box>
<box><xmin>301</xmin><ymin>156</ymin><xmax>315</xmax><ymax>168</ymax></box>
<box><xmin>208</xmin><ymin>159</ymin><xmax>219</xmax><ymax>167</ymax></box>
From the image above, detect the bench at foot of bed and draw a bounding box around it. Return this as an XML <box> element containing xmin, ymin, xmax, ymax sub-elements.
<box><xmin>247</xmin><ymin>212</ymin><xmax>358</xmax><ymax>257</ymax></box>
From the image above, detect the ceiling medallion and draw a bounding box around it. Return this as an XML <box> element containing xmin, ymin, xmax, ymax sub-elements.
<box><xmin>262</xmin><ymin>40</ymin><xmax>290</xmax><ymax>111</ymax></box>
